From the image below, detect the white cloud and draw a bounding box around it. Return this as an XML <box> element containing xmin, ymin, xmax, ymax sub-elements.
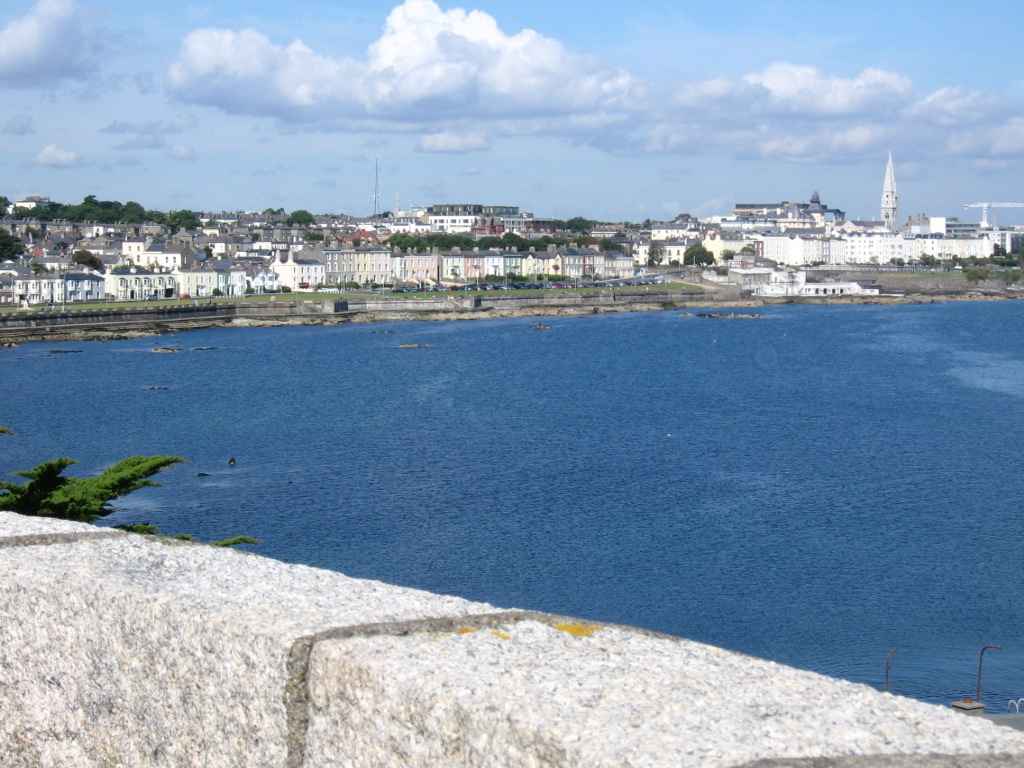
<box><xmin>907</xmin><ymin>87</ymin><xmax>997</xmax><ymax>126</ymax></box>
<box><xmin>755</xmin><ymin>124</ymin><xmax>887</xmax><ymax>161</ymax></box>
<box><xmin>990</xmin><ymin>118</ymin><xmax>1024</xmax><ymax>156</ymax></box>
<box><xmin>35</xmin><ymin>143</ymin><xmax>80</xmax><ymax>167</ymax></box>
<box><xmin>417</xmin><ymin>130</ymin><xmax>489</xmax><ymax>153</ymax></box>
<box><xmin>947</xmin><ymin>117</ymin><xmax>1024</xmax><ymax>158</ymax></box>
<box><xmin>163</xmin><ymin>1</ymin><xmax>1015</xmax><ymax>167</ymax></box>
<box><xmin>0</xmin><ymin>0</ymin><xmax>102</xmax><ymax>87</ymax></box>
<box><xmin>167</xmin><ymin>0</ymin><xmax>640</xmax><ymax>148</ymax></box>
<box><xmin>742</xmin><ymin>63</ymin><xmax>911</xmax><ymax>115</ymax></box>
<box><xmin>678</xmin><ymin>63</ymin><xmax>911</xmax><ymax>117</ymax></box>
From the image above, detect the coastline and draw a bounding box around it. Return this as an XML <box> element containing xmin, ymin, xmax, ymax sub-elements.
<box><xmin>0</xmin><ymin>290</ymin><xmax>1018</xmax><ymax>345</ymax></box>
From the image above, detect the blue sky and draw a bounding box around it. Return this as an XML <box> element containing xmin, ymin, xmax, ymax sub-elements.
<box><xmin>1</xmin><ymin>0</ymin><xmax>1022</xmax><ymax>222</ymax></box>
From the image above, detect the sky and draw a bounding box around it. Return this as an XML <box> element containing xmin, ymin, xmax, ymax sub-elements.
<box><xmin>1</xmin><ymin>0</ymin><xmax>1023</xmax><ymax>222</ymax></box>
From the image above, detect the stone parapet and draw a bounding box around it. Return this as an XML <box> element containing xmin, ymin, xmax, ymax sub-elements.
<box><xmin>2</xmin><ymin>511</ymin><xmax>1023</xmax><ymax>767</ymax></box>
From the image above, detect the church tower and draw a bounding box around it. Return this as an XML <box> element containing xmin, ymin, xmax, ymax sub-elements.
<box><xmin>881</xmin><ymin>152</ymin><xmax>899</xmax><ymax>232</ymax></box>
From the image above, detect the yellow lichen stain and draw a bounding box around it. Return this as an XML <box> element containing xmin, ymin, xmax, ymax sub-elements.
<box><xmin>490</xmin><ymin>629</ymin><xmax>511</xmax><ymax>640</ymax></box>
<box><xmin>554</xmin><ymin>622</ymin><xmax>600</xmax><ymax>638</ymax></box>
<box><xmin>455</xmin><ymin>627</ymin><xmax>478</xmax><ymax>635</ymax></box>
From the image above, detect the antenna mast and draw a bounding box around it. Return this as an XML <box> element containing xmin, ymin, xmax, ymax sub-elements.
<box><xmin>373</xmin><ymin>159</ymin><xmax>380</xmax><ymax>218</ymax></box>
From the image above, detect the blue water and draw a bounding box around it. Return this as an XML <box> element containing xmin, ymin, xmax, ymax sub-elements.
<box><xmin>4</xmin><ymin>303</ymin><xmax>1024</xmax><ymax>708</ymax></box>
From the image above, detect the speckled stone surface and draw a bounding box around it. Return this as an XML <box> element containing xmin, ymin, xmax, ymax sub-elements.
<box><xmin>0</xmin><ymin>510</ymin><xmax>113</xmax><ymax>538</ymax></box>
<box><xmin>4</xmin><ymin>509</ymin><xmax>1024</xmax><ymax>768</ymax></box>
<box><xmin>741</xmin><ymin>758</ymin><xmax>1021</xmax><ymax>767</ymax></box>
<box><xmin>305</xmin><ymin>620</ymin><xmax>1024</xmax><ymax>768</ymax></box>
<box><xmin>0</xmin><ymin>517</ymin><xmax>491</xmax><ymax>767</ymax></box>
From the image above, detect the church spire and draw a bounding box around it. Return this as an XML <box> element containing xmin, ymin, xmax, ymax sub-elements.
<box><xmin>881</xmin><ymin>152</ymin><xmax>899</xmax><ymax>232</ymax></box>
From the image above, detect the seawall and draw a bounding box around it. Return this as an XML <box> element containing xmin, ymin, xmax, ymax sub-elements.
<box><xmin>0</xmin><ymin>289</ymin><xmax>1020</xmax><ymax>345</ymax></box>
<box><xmin>2</xmin><ymin>510</ymin><xmax>1024</xmax><ymax>767</ymax></box>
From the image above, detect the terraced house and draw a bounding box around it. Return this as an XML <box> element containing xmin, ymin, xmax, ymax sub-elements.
<box><xmin>271</xmin><ymin>251</ymin><xmax>325</xmax><ymax>290</ymax></box>
<box><xmin>103</xmin><ymin>267</ymin><xmax>176</xmax><ymax>302</ymax></box>
<box><xmin>172</xmin><ymin>261</ymin><xmax>247</xmax><ymax>298</ymax></box>
<box><xmin>321</xmin><ymin>246</ymin><xmax>392</xmax><ymax>286</ymax></box>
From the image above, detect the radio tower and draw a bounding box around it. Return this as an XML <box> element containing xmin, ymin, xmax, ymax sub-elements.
<box><xmin>372</xmin><ymin>158</ymin><xmax>380</xmax><ymax>218</ymax></box>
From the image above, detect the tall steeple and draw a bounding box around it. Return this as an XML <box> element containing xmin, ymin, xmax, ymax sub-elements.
<box><xmin>881</xmin><ymin>152</ymin><xmax>899</xmax><ymax>232</ymax></box>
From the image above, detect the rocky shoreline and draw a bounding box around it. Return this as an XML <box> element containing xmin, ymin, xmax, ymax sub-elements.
<box><xmin>0</xmin><ymin>291</ymin><xmax>1018</xmax><ymax>346</ymax></box>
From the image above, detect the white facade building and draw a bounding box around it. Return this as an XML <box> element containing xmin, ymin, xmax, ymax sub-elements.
<box><xmin>271</xmin><ymin>252</ymin><xmax>326</xmax><ymax>290</ymax></box>
<box><xmin>104</xmin><ymin>268</ymin><xmax>177</xmax><ymax>301</ymax></box>
<box><xmin>8</xmin><ymin>271</ymin><xmax>104</xmax><ymax>305</ymax></box>
<box><xmin>760</xmin><ymin>234</ymin><xmax>830</xmax><ymax>266</ymax></box>
<box><xmin>428</xmin><ymin>215</ymin><xmax>478</xmax><ymax>234</ymax></box>
<box><xmin>750</xmin><ymin>270</ymin><xmax>880</xmax><ymax>298</ymax></box>
<box><xmin>651</xmin><ymin>223</ymin><xmax>702</xmax><ymax>242</ymax></box>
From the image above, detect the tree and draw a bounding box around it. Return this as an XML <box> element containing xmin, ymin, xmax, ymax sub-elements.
<box><xmin>721</xmin><ymin>249</ymin><xmax>736</xmax><ymax>261</ymax></box>
<box><xmin>684</xmin><ymin>243</ymin><xmax>714</xmax><ymax>267</ymax></box>
<box><xmin>0</xmin><ymin>456</ymin><xmax>182</xmax><ymax>523</ymax></box>
<box><xmin>564</xmin><ymin>217</ymin><xmax>595</xmax><ymax>234</ymax></box>
<box><xmin>0</xmin><ymin>196</ymin><xmax>10</xmax><ymax>215</ymax></box>
<box><xmin>964</xmin><ymin>267</ymin><xmax>991</xmax><ymax>283</ymax></box>
<box><xmin>647</xmin><ymin>243</ymin><xmax>664</xmax><ymax>266</ymax></box>
<box><xmin>167</xmin><ymin>209</ymin><xmax>200</xmax><ymax>233</ymax></box>
<box><xmin>72</xmin><ymin>249</ymin><xmax>103</xmax><ymax>271</ymax></box>
<box><xmin>305</xmin><ymin>231</ymin><xmax>324</xmax><ymax>242</ymax></box>
<box><xmin>287</xmin><ymin>209</ymin><xmax>315</xmax><ymax>226</ymax></box>
<box><xmin>0</xmin><ymin>229</ymin><xmax>24</xmax><ymax>261</ymax></box>
<box><xmin>30</xmin><ymin>261</ymin><xmax>47</xmax><ymax>275</ymax></box>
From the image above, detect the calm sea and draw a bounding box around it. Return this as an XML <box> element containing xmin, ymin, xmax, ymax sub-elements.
<box><xmin>4</xmin><ymin>302</ymin><xmax>1024</xmax><ymax>708</ymax></box>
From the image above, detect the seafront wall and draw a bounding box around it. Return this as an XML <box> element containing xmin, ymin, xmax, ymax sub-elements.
<box><xmin>2</xmin><ymin>510</ymin><xmax>1024</xmax><ymax>767</ymax></box>
<box><xmin>0</xmin><ymin>293</ymin><xmax>701</xmax><ymax>340</ymax></box>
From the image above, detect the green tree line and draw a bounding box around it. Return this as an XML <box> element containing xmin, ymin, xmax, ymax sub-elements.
<box><xmin>3</xmin><ymin>194</ymin><xmax>201</xmax><ymax>231</ymax></box>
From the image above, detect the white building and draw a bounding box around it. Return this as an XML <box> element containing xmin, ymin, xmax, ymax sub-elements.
<box><xmin>908</xmin><ymin>236</ymin><xmax>994</xmax><ymax>262</ymax></box>
<box><xmin>121</xmin><ymin>238</ymin><xmax>146</xmax><ymax>261</ymax></box>
<box><xmin>750</xmin><ymin>270</ymin><xmax>879</xmax><ymax>298</ymax></box>
<box><xmin>104</xmin><ymin>268</ymin><xmax>177</xmax><ymax>302</ymax></box>
<box><xmin>428</xmin><ymin>214</ymin><xmax>478</xmax><ymax>234</ymax></box>
<box><xmin>651</xmin><ymin>223</ymin><xmax>702</xmax><ymax>242</ymax></box>
<box><xmin>271</xmin><ymin>252</ymin><xmax>326</xmax><ymax>290</ymax></box>
<box><xmin>760</xmin><ymin>233</ymin><xmax>831</xmax><ymax>267</ymax></box>
<box><xmin>172</xmin><ymin>263</ymin><xmax>247</xmax><ymax>298</ymax></box>
<box><xmin>245</xmin><ymin>268</ymin><xmax>280</xmax><ymax>294</ymax></box>
<box><xmin>6</xmin><ymin>270</ymin><xmax>104</xmax><ymax>305</ymax></box>
<box><xmin>138</xmin><ymin>245</ymin><xmax>183</xmax><ymax>271</ymax></box>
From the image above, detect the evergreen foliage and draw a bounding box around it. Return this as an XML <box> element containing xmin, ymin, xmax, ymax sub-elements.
<box><xmin>113</xmin><ymin>523</ymin><xmax>257</xmax><ymax>548</ymax></box>
<box><xmin>0</xmin><ymin>456</ymin><xmax>182</xmax><ymax>523</ymax></box>
<box><xmin>72</xmin><ymin>249</ymin><xmax>103</xmax><ymax>271</ymax></box>
<box><xmin>287</xmin><ymin>209</ymin><xmax>315</xmax><ymax>226</ymax></box>
<box><xmin>0</xmin><ymin>229</ymin><xmax>24</xmax><ymax>261</ymax></box>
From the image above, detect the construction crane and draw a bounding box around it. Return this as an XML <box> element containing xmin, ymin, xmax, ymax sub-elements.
<box><xmin>962</xmin><ymin>202</ymin><xmax>1024</xmax><ymax>229</ymax></box>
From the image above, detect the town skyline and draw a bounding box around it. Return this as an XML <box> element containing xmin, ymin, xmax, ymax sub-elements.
<box><xmin>2</xmin><ymin>0</ymin><xmax>1023</xmax><ymax>222</ymax></box>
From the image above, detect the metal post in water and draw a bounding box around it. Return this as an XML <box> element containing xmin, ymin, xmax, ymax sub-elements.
<box><xmin>977</xmin><ymin>645</ymin><xmax>1001</xmax><ymax>704</ymax></box>
<box><xmin>884</xmin><ymin>648</ymin><xmax>896</xmax><ymax>692</ymax></box>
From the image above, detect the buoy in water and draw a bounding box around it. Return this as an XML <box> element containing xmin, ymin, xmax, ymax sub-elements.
<box><xmin>228</xmin><ymin>457</ymin><xmax>236</xmax><ymax>466</ymax></box>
